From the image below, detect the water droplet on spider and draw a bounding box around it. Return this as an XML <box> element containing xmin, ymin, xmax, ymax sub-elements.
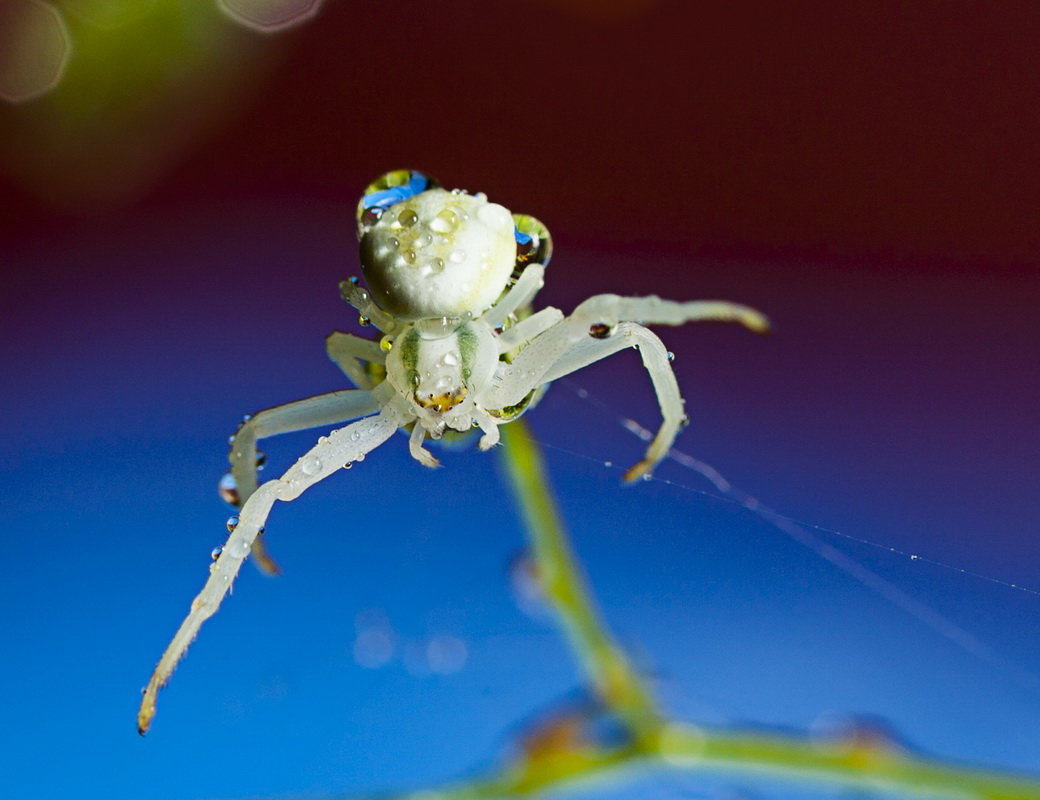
<box><xmin>425</xmin><ymin>258</ymin><xmax>446</xmax><ymax>276</ymax></box>
<box><xmin>359</xmin><ymin>207</ymin><xmax>383</xmax><ymax>230</ymax></box>
<box><xmin>379</xmin><ymin>336</ymin><xmax>394</xmax><ymax>352</ymax></box>
<box><xmin>355</xmin><ymin>453</ymin><xmax>366</xmax><ymax>462</ymax></box>
<box><xmin>350</xmin><ymin>429</ymin><xmax>362</xmax><ymax>441</ymax></box>
<box><xmin>439</xmin><ymin>351</ymin><xmax>460</xmax><ymax>367</ymax></box>
<box><xmin>449</xmin><ymin>248</ymin><xmax>466</xmax><ymax>264</ymax></box>
<box><xmin>604</xmin><ymin>460</ymin><xmax>613</xmax><ymax>468</ymax></box>
<box><xmin>210</xmin><ymin>546</ymin><xmax>223</xmax><ymax>561</ymax></box>
<box><xmin>397</xmin><ymin>208</ymin><xmax>418</xmax><ymax>228</ymax></box>
<box><xmin>255</xmin><ymin>451</ymin><xmax>267</xmax><ymax>469</ymax></box>
<box><xmin>342</xmin><ymin>462</ymin><xmax>353</xmax><ymax>470</ymax></box>
<box><xmin>666</xmin><ymin>351</ymin><xmax>675</xmax><ymax>361</ymax></box>
<box><xmin>429</xmin><ymin>208</ymin><xmax>459</xmax><ymax>233</ymax></box>
<box><xmin>402</xmin><ymin>249</ymin><xmax>417</xmax><ymax>265</ymax></box>
<box><xmin>300</xmin><ymin>455</ymin><xmax>322</xmax><ymax>476</ymax></box>
<box><xmin>910</xmin><ymin>554</ymin><xmax>920</xmax><ymax>561</ymax></box>
<box><xmin>641</xmin><ymin>473</ymin><xmax>652</xmax><ymax>481</ymax></box>
<box><xmin>358</xmin><ymin>315</ymin><xmax>371</xmax><ymax>327</ymax></box>
<box><xmin>218</xmin><ymin>472</ymin><xmax>239</xmax><ymax>505</ymax></box>
<box><xmin>389</xmin><ymin>237</ymin><xmax>399</xmax><ymax>249</ymax></box>
<box><xmin>416</xmin><ymin>233</ymin><xmax>433</xmax><ymax>248</ymax></box>
<box><xmin>226</xmin><ymin>515</ymin><xmax>240</xmax><ymax>532</ymax></box>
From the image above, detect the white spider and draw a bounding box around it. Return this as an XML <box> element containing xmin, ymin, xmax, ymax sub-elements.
<box><xmin>137</xmin><ymin>170</ymin><xmax>768</xmax><ymax>733</ymax></box>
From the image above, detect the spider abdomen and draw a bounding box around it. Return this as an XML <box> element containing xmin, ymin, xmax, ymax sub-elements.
<box><xmin>360</xmin><ymin>189</ymin><xmax>516</xmax><ymax>321</ymax></box>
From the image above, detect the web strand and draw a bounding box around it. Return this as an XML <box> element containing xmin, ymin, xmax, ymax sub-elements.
<box><xmin>538</xmin><ymin>380</ymin><xmax>1040</xmax><ymax>693</ymax></box>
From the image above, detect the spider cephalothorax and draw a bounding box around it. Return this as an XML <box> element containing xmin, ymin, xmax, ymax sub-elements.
<box><xmin>138</xmin><ymin>170</ymin><xmax>768</xmax><ymax>734</ymax></box>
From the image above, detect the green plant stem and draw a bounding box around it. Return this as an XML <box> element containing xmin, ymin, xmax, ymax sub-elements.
<box><xmin>498</xmin><ymin>419</ymin><xmax>661</xmax><ymax>739</ymax></box>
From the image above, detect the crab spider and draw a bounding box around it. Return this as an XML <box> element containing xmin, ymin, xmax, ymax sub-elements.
<box><xmin>137</xmin><ymin>170</ymin><xmax>768</xmax><ymax>734</ymax></box>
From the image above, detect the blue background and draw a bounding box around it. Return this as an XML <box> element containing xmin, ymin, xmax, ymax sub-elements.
<box><xmin>2</xmin><ymin>2</ymin><xmax>1039</xmax><ymax>798</ymax></box>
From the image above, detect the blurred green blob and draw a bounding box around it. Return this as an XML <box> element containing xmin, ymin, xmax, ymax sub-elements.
<box><xmin>0</xmin><ymin>0</ymin><xmax>277</xmax><ymax>207</ymax></box>
<box><xmin>64</xmin><ymin>0</ymin><xmax>157</xmax><ymax>30</ymax></box>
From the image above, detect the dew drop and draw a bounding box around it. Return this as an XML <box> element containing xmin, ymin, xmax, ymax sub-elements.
<box><xmin>218</xmin><ymin>472</ymin><xmax>239</xmax><ymax>505</ymax></box>
<box><xmin>300</xmin><ymin>455</ymin><xmax>322</xmax><ymax>476</ymax></box>
<box><xmin>359</xmin><ymin>207</ymin><xmax>383</xmax><ymax>230</ymax></box>
<box><xmin>211</xmin><ymin>546</ymin><xmax>223</xmax><ymax>561</ymax></box>
<box><xmin>430</xmin><ymin>208</ymin><xmax>459</xmax><ymax>233</ymax></box>
<box><xmin>226</xmin><ymin>515</ymin><xmax>239</xmax><ymax>532</ymax></box>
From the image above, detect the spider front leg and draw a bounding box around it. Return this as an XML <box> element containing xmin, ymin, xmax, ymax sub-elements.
<box><xmin>487</xmin><ymin>295</ymin><xmax>768</xmax><ymax>481</ymax></box>
<box><xmin>138</xmin><ymin>400</ymin><xmax>407</xmax><ymax>735</ymax></box>
<box><xmin>228</xmin><ymin>389</ymin><xmax>381</xmax><ymax>573</ymax></box>
<box><xmin>325</xmin><ymin>331</ymin><xmax>386</xmax><ymax>390</ymax></box>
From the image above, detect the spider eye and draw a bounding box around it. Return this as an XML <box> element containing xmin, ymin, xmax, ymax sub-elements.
<box><xmin>356</xmin><ymin>170</ymin><xmax>441</xmax><ymax>238</ymax></box>
<box><xmin>512</xmin><ymin>214</ymin><xmax>552</xmax><ymax>271</ymax></box>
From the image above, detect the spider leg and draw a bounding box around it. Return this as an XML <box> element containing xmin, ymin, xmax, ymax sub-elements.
<box><xmin>408</xmin><ymin>423</ymin><xmax>440</xmax><ymax>467</ymax></box>
<box><xmin>496</xmin><ymin>307</ymin><xmax>564</xmax><ymax>356</ymax></box>
<box><xmin>138</xmin><ymin>403</ymin><xmax>406</xmax><ymax>735</ymax></box>
<box><xmin>486</xmin><ymin>295</ymin><xmax>767</xmax><ymax>481</ymax></box>
<box><xmin>325</xmin><ymin>331</ymin><xmax>386</xmax><ymax>390</ymax></box>
<box><xmin>481</xmin><ymin>264</ymin><xmax>546</xmax><ymax>330</ymax></box>
<box><xmin>572</xmin><ymin>294</ymin><xmax>769</xmax><ymax>334</ymax></box>
<box><xmin>495</xmin><ymin>322</ymin><xmax>683</xmax><ymax>480</ymax></box>
<box><xmin>228</xmin><ymin>389</ymin><xmax>380</xmax><ymax>573</ymax></box>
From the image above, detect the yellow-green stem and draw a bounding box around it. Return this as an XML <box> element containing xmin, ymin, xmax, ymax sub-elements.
<box><xmin>498</xmin><ymin>420</ymin><xmax>661</xmax><ymax>738</ymax></box>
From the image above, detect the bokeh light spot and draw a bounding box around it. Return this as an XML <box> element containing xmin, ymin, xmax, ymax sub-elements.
<box><xmin>217</xmin><ymin>0</ymin><xmax>323</xmax><ymax>33</ymax></box>
<box><xmin>0</xmin><ymin>0</ymin><xmax>70</xmax><ymax>103</ymax></box>
<box><xmin>63</xmin><ymin>0</ymin><xmax>157</xmax><ymax>30</ymax></box>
